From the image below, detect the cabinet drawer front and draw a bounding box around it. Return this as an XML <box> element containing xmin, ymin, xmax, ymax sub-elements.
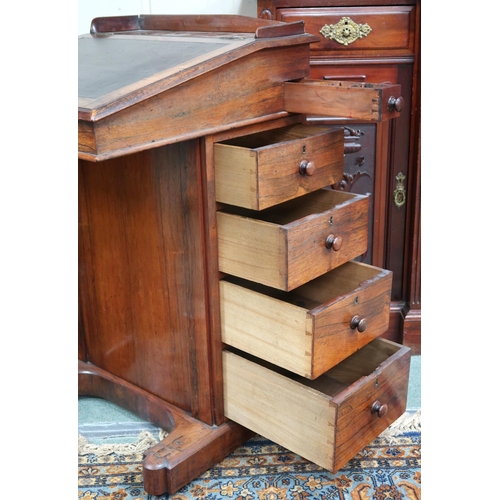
<box><xmin>223</xmin><ymin>338</ymin><xmax>411</xmax><ymax>472</ymax></box>
<box><xmin>217</xmin><ymin>190</ymin><xmax>369</xmax><ymax>291</ymax></box>
<box><xmin>279</xmin><ymin>7</ymin><xmax>416</xmax><ymax>57</ymax></box>
<box><xmin>214</xmin><ymin>124</ymin><xmax>344</xmax><ymax>210</ymax></box>
<box><xmin>220</xmin><ymin>260</ymin><xmax>392</xmax><ymax>379</ymax></box>
<box><xmin>309</xmin><ymin>64</ymin><xmax>399</xmax><ymax>85</ymax></box>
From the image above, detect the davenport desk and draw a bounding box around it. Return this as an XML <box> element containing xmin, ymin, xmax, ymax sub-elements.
<box><xmin>78</xmin><ymin>15</ymin><xmax>411</xmax><ymax>496</ymax></box>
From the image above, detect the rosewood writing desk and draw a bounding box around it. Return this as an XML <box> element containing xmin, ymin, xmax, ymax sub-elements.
<box><xmin>78</xmin><ymin>14</ymin><xmax>410</xmax><ymax>496</ymax></box>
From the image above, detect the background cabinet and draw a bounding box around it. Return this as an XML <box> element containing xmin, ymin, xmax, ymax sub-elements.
<box><xmin>257</xmin><ymin>0</ymin><xmax>421</xmax><ymax>353</ymax></box>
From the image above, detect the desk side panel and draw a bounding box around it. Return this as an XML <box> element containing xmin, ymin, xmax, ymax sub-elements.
<box><xmin>78</xmin><ymin>142</ymin><xmax>214</xmax><ymax>423</ymax></box>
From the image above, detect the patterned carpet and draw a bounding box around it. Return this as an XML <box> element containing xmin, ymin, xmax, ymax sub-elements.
<box><xmin>78</xmin><ymin>413</ymin><xmax>421</xmax><ymax>500</ymax></box>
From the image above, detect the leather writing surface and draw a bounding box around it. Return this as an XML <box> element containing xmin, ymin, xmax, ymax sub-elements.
<box><xmin>78</xmin><ymin>37</ymin><xmax>228</xmax><ymax>98</ymax></box>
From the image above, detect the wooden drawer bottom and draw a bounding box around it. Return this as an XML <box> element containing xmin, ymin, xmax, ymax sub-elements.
<box><xmin>223</xmin><ymin>338</ymin><xmax>410</xmax><ymax>472</ymax></box>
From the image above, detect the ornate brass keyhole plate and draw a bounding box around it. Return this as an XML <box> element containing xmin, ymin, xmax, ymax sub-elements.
<box><xmin>394</xmin><ymin>172</ymin><xmax>406</xmax><ymax>209</ymax></box>
<box><xmin>320</xmin><ymin>17</ymin><xmax>372</xmax><ymax>46</ymax></box>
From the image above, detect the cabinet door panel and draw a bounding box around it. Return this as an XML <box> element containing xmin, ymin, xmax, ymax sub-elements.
<box><xmin>304</xmin><ymin>63</ymin><xmax>414</xmax><ymax>311</ymax></box>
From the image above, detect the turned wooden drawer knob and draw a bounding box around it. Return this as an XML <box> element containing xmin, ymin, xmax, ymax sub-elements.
<box><xmin>371</xmin><ymin>400</ymin><xmax>388</xmax><ymax>418</ymax></box>
<box><xmin>299</xmin><ymin>160</ymin><xmax>316</xmax><ymax>176</ymax></box>
<box><xmin>388</xmin><ymin>96</ymin><xmax>404</xmax><ymax>112</ymax></box>
<box><xmin>350</xmin><ymin>315</ymin><xmax>367</xmax><ymax>332</ymax></box>
<box><xmin>325</xmin><ymin>234</ymin><xmax>342</xmax><ymax>251</ymax></box>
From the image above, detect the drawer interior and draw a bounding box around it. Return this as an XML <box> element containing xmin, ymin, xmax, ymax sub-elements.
<box><xmin>226</xmin><ymin>337</ymin><xmax>402</xmax><ymax>400</ymax></box>
<box><xmin>220</xmin><ymin>189</ymin><xmax>363</xmax><ymax>225</ymax></box>
<box><xmin>298</xmin><ymin>338</ymin><xmax>401</xmax><ymax>395</ymax></box>
<box><xmin>218</xmin><ymin>124</ymin><xmax>336</xmax><ymax>150</ymax></box>
<box><xmin>223</xmin><ymin>337</ymin><xmax>410</xmax><ymax>471</ymax></box>
<box><xmin>223</xmin><ymin>260</ymin><xmax>386</xmax><ymax>311</ymax></box>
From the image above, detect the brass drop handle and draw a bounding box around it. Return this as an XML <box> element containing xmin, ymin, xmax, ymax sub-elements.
<box><xmin>299</xmin><ymin>160</ymin><xmax>316</xmax><ymax>176</ymax></box>
<box><xmin>388</xmin><ymin>96</ymin><xmax>404</xmax><ymax>112</ymax></box>
<box><xmin>371</xmin><ymin>400</ymin><xmax>388</xmax><ymax>418</ymax></box>
<box><xmin>350</xmin><ymin>315</ymin><xmax>367</xmax><ymax>332</ymax></box>
<box><xmin>394</xmin><ymin>172</ymin><xmax>406</xmax><ymax>209</ymax></box>
<box><xmin>325</xmin><ymin>234</ymin><xmax>343</xmax><ymax>251</ymax></box>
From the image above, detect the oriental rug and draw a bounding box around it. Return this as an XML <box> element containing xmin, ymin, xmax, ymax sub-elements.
<box><xmin>78</xmin><ymin>411</ymin><xmax>421</xmax><ymax>500</ymax></box>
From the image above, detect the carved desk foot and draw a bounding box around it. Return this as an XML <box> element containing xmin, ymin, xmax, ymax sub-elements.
<box><xmin>78</xmin><ymin>360</ymin><xmax>253</xmax><ymax>496</ymax></box>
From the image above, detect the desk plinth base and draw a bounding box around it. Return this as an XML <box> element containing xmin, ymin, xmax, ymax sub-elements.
<box><xmin>78</xmin><ymin>360</ymin><xmax>253</xmax><ymax>496</ymax></box>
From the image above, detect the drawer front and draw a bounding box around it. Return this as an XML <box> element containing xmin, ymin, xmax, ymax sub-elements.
<box><xmin>332</xmin><ymin>340</ymin><xmax>411</xmax><ymax>471</ymax></box>
<box><xmin>283</xmin><ymin>80</ymin><xmax>402</xmax><ymax>123</ymax></box>
<box><xmin>223</xmin><ymin>338</ymin><xmax>411</xmax><ymax>472</ymax></box>
<box><xmin>278</xmin><ymin>7</ymin><xmax>416</xmax><ymax>57</ymax></box>
<box><xmin>214</xmin><ymin>125</ymin><xmax>344</xmax><ymax>210</ymax></box>
<box><xmin>309</xmin><ymin>64</ymin><xmax>399</xmax><ymax>85</ymax></box>
<box><xmin>217</xmin><ymin>190</ymin><xmax>369</xmax><ymax>291</ymax></box>
<box><xmin>220</xmin><ymin>261</ymin><xmax>392</xmax><ymax>379</ymax></box>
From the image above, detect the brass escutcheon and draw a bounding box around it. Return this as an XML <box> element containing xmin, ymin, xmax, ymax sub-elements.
<box><xmin>394</xmin><ymin>172</ymin><xmax>406</xmax><ymax>209</ymax></box>
<box><xmin>320</xmin><ymin>17</ymin><xmax>372</xmax><ymax>46</ymax></box>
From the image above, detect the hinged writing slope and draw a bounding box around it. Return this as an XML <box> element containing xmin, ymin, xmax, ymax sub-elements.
<box><xmin>284</xmin><ymin>79</ymin><xmax>403</xmax><ymax>122</ymax></box>
<box><xmin>78</xmin><ymin>15</ymin><xmax>316</xmax><ymax>162</ymax></box>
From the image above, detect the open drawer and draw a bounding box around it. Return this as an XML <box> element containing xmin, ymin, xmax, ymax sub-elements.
<box><xmin>220</xmin><ymin>260</ymin><xmax>392</xmax><ymax>379</ymax></box>
<box><xmin>214</xmin><ymin>124</ymin><xmax>344</xmax><ymax>210</ymax></box>
<box><xmin>223</xmin><ymin>337</ymin><xmax>411</xmax><ymax>473</ymax></box>
<box><xmin>284</xmin><ymin>79</ymin><xmax>404</xmax><ymax>121</ymax></box>
<box><xmin>217</xmin><ymin>189</ymin><xmax>369</xmax><ymax>291</ymax></box>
